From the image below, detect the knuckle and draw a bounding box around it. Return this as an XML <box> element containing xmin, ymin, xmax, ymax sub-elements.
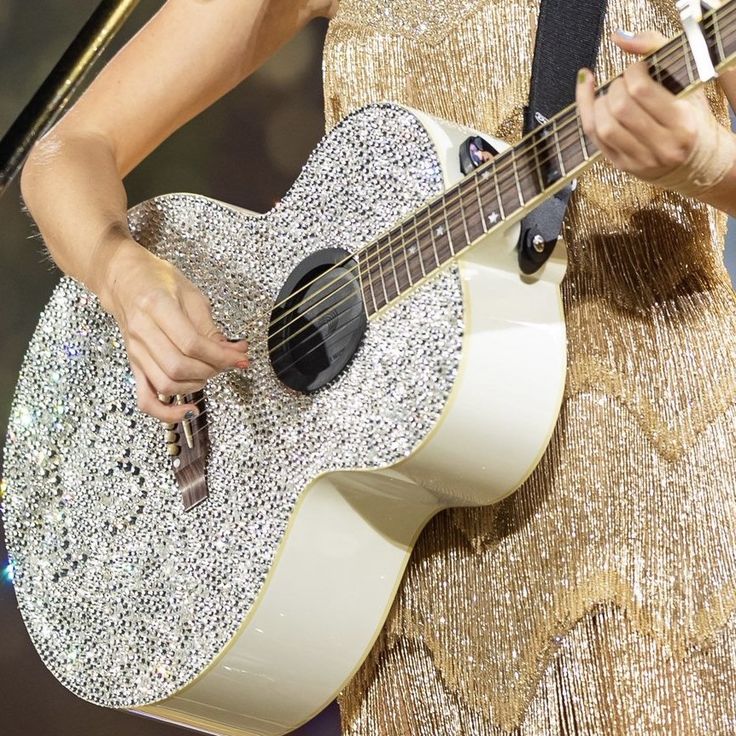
<box><xmin>181</xmin><ymin>334</ymin><xmax>201</xmax><ymax>356</ymax></box>
<box><xmin>136</xmin><ymin>288</ymin><xmax>166</xmax><ymax>314</ymax></box>
<box><xmin>609</xmin><ymin>96</ymin><xmax>628</xmax><ymax>118</ymax></box>
<box><xmin>136</xmin><ymin>393</ymin><xmax>154</xmax><ymax>415</ymax></box>
<box><xmin>156</xmin><ymin>379</ymin><xmax>178</xmax><ymax>396</ymax></box>
<box><xmin>626</xmin><ymin>76</ymin><xmax>648</xmax><ymax>99</ymax></box>
<box><xmin>597</xmin><ymin>120</ymin><xmax>615</xmax><ymax>143</ymax></box>
<box><xmin>659</xmin><ymin>144</ymin><xmax>687</xmax><ymax>168</ymax></box>
<box><xmin>126</xmin><ymin>314</ymin><xmax>146</xmax><ymax>339</ymax></box>
<box><xmin>164</xmin><ymin>359</ymin><xmax>189</xmax><ymax>382</ymax></box>
<box><xmin>680</xmin><ymin>121</ymin><xmax>697</xmax><ymax>147</ymax></box>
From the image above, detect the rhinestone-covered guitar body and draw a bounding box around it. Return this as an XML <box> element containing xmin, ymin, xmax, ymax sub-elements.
<box><xmin>2</xmin><ymin>103</ymin><xmax>566</xmax><ymax>735</ymax></box>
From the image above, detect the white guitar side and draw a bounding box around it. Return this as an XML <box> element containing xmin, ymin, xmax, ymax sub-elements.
<box><xmin>132</xmin><ymin>107</ymin><xmax>567</xmax><ymax>736</ymax></box>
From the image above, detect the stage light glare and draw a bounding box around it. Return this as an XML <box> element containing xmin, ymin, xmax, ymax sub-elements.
<box><xmin>2</xmin><ymin>562</ymin><xmax>14</xmax><ymax>585</ymax></box>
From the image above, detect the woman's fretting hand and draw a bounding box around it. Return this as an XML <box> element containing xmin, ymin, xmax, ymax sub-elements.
<box><xmin>95</xmin><ymin>237</ymin><xmax>249</xmax><ymax>423</ymax></box>
<box><xmin>576</xmin><ymin>30</ymin><xmax>736</xmax><ymax>199</ymax></box>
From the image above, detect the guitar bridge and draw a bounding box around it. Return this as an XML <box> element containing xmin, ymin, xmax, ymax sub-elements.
<box><xmin>162</xmin><ymin>390</ymin><xmax>210</xmax><ymax>511</ymax></box>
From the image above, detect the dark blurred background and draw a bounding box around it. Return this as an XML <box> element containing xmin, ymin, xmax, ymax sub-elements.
<box><xmin>0</xmin><ymin>1</ymin><xmax>339</xmax><ymax>734</ymax></box>
<box><xmin>1</xmin><ymin>3</ymin><xmax>736</xmax><ymax>736</ymax></box>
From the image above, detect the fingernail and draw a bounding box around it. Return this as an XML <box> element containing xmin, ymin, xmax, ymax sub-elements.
<box><xmin>183</xmin><ymin>409</ymin><xmax>199</xmax><ymax>420</ymax></box>
<box><xmin>577</xmin><ymin>69</ymin><xmax>587</xmax><ymax>84</ymax></box>
<box><xmin>616</xmin><ymin>29</ymin><xmax>636</xmax><ymax>38</ymax></box>
<box><xmin>235</xmin><ymin>359</ymin><xmax>249</xmax><ymax>370</ymax></box>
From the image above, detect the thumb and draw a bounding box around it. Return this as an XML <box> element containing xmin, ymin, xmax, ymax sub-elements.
<box><xmin>612</xmin><ymin>29</ymin><xmax>668</xmax><ymax>56</ymax></box>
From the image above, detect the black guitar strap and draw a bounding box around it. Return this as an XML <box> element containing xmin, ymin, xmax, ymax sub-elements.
<box><xmin>517</xmin><ymin>0</ymin><xmax>608</xmax><ymax>274</ymax></box>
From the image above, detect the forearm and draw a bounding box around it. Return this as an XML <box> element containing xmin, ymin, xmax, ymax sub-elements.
<box><xmin>20</xmin><ymin>129</ymin><xmax>139</xmax><ymax>307</ymax></box>
<box><xmin>695</xmin><ymin>128</ymin><xmax>736</xmax><ymax>216</ymax></box>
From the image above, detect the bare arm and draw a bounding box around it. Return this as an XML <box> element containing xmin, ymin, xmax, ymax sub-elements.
<box><xmin>20</xmin><ymin>0</ymin><xmax>336</xmax><ymax>421</ymax></box>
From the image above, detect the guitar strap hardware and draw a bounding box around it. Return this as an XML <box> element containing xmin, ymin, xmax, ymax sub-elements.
<box><xmin>458</xmin><ymin>0</ymin><xmax>608</xmax><ymax>274</ymax></box>
<box><xmin>678</xmin><ymin>0</ymin><xmax>721</xmax><ymax>82</ymax></box>
<box><xmin>516</xmin><ymin>0</ymin><xmax>608</xmax><ymax>274</ymax></box>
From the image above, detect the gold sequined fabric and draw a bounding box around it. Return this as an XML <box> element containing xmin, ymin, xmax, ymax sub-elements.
<box><xmin>323</xmin><ymin>1</ymin><xmax>736</xmax><ymax>734</ymax></box>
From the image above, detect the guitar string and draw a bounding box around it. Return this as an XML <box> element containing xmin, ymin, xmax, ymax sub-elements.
<box><xmin>255</xmin><ymin>17</ymin><xmax>722</xmax><ymax>348</ymax></box>
<box><xmin>250</xmin><ymin>31</ymin><xmax>708</xmax><ymax>358</ymax></box>
<box><xmin>177</xmin><ymin>26</ymin><xmax>723</xmax><ymax>438</ymax></box>
<box><xmin>245</xmin><ymin>8</ymin><xmax>725</xmax><ymax>343</ymax></box>
<box><xmin>173</xmin><ymin>14</ymin><xmax>729</xmax><ymax>439</ymax></box>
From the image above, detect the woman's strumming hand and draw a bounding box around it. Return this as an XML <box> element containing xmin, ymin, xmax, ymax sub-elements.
<box><xmin>96</xmin><ymin>237</ymin><xmax>250</xmax><ymax>423</ymax></box>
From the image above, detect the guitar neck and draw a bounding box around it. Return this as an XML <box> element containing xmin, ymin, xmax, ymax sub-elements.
<box><xmin>358</xmin><ymin>0</ymin><xmax>736</xmax><ymax>317</ymax></box>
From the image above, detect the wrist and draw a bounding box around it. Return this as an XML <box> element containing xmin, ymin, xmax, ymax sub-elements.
<box><xmin>651</xmin><ymin>112</ymin><xmax>736</xmax><ymax>198</ymax></box>
<box><xmin>87</xmin><ymin>230</ymin><xmax>146</xmax><ymax>313</ymax></box>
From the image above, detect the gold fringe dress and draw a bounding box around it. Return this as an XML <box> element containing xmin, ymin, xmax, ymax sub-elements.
<box><xmin>322</xmin><ymin>0</ymin><xmax>736</xmax><ymax>734</ymax></box>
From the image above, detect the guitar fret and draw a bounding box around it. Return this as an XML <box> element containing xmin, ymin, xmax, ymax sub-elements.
<box><xmin>372</xmin><ymin>243</ymin><xmax>388</xmax><ymax>311</ymax></box>
<box><xmin>388</xmin><ymin>232</ymin><xmax>404</xmax><ymax>297</ymax></box>
<box><xmin>416</xmin><ymin>216</ymin><xmax>436</xmax><ymax>276</ymax></box>
<box><xmin>511</xmin><ymin>155</ymin><xmax>525</xmax><ymax>207</ymax></box>
<box><xmin>460</xmin><ymin>180</ymin><xmax>485</xmax><ymax>243</ymax></box>
<box><xmin>375</xmin><ymin>239</ymin><xmax>391</xmax><ymax>306</ymax></box>
<box><xmin>558</xmin><ymin>115</ymin><xmax>586</xmax><ymax>171</ymax></box>
<box><xmin>427</xmin><ymin>206</ymin><xmax>443</xmax><ymax>268</ymax></box>
<box><xmin>576</xmin><ymin>113</ymin><xmax>589</xmax><ymax>160</ymax></box>
<box><xmin>457</xmin><ymin>190</ymin><xmax>472</xmax><ymax>245</ymax></box>
<box><xmin>415</xmin><ymin>228</ymin><xmax>428</xmax><ymax>278</ymax></box>
<box><xmin>365</xmin><ymin>243</ymin><xmax>386</xmax><ymax>314</ymax></box>
<box><xmin>391</xmin><ymin>224</ymin><xmax>407</xmax><ymax>294</ymax></box>
<box><xmin>442</xmin><ymin>195</ymin><xmax>457</xmax><ymax>256</ymax></box>
<box><xmin>712</xmin><ymin>10</ymin><xmax>726</xmax><ymax>65</ymax></box>
<box><xmin>681</xmin><ymin>34</ymin><xmax>695</xmax><ymax>84</ymax></box>
<box><xmin>475</xmin><ymin>166</ymin><xmax>501</xmax><ymax>229</ymax></box>
<box><xmin>553</xmin><ymin>122</ymin><xmax>566</xmax><ymax>177</ymax></box>
<box><xmin>401</xmin><ymin>221</ymin><xmax>415</xmax><ymax>287</ymax></box>
<box><xmin>530</xmin><ymin>132</ymin><xmax>546</xmax><ymax>194</ymax></box>
<box><xmin>498</xmin><ymin>157</ymin><xmax>521</xmax><ymax>214</ymax></box>
<box><xmin>493</xmin><ymin>166</ymin><xmax>506</xmax><ymax>220</ymax></box>
<box><xmin>474</xmin><ymin>175</ymin><xmax>488</xmax><ymax>233</ymax></box>
<box><xmin>650</xmin><ymin>52</ymin><xmax>663</xmax><ymax>85</ymax></box>
<box><xmin>358</xmin><ymin>253</ymin><xmax>378</xmax><ymax>316</ymax></box>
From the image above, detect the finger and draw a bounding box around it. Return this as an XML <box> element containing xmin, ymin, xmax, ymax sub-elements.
<box><xmin>213</xmin><ymin>330</ymin><xmax>250</xmax><ymax>354</ymax></box>
<box><xmin>611</xmin><ymin>29</ymin><xmax>668</xmax><ymax>55</ymax></box>
<box><xmin>183</xmin><ymin>288</ymin><xmax>228</xmax><ymax>342</ymax></box>
<box><xmin>128</xmin><ymin>337</ymin><xmax>207</xmax><ymax>398</ymax></box>
<box><xmin>604</xmin><ymin>77</ymin><xmax>669</xmax><ymax>153</ymax></box>
<box><xmin>145</xmin><ymin>322</ymin><xmax>224</xmax><ymax>384</ymax></box>
<box><xmin>183</xmin><ymin>295</ymin><xmax>251</xmax><ymax>357</ymax></box>
<box><xmin>597</xmin><ymin>94</ymin><xmax>656</xmax><ymax>166</ymax></box>
<box><xmin>148</xmin><ymin>292</ymin><xmax>249</xmax><ymax>370</ymax></box>
<box><xmin>129</xmin><ymin>360</ymin><xmax>200</xmax><ymax>423</ymax></box>
<box><xmin>129</xmin><ymin>316</ymin><xmax>220</xmax><ymax>383</ymax></box>
<box><xmin>622</xmin><ymin>61</ymin><xmax>682</xmax><ymax>128</ymax></box>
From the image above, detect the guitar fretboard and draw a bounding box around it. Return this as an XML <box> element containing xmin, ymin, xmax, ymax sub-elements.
<box><xmin>357</xmin><ymin>0</ymin><xmax>735</xmax><ymax>316</ymax></box>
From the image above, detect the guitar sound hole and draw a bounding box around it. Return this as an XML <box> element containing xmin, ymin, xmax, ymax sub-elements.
<box><xmin>268</xmin><ymin>247</ymin><xmax>367</xmax><ymax>393</ymax></box>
